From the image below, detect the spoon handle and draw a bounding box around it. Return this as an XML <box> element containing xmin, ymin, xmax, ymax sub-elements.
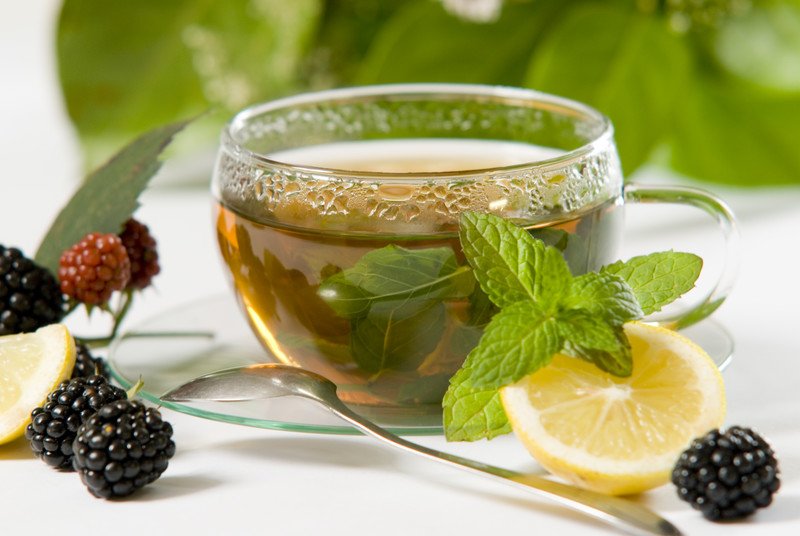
<box><xmin>324</xmin><ymin>398</ymin><xmax>681</xmax><ymax>536</ymax></box>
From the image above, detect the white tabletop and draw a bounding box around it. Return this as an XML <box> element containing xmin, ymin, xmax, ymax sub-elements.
<box><xmin>2</xmin><ymin>3</ymin><xmax>799</xmax><ymax>535</ymax></box>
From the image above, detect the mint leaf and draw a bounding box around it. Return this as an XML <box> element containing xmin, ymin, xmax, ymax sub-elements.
<box><xmin>462</xmin><ymin>301</ymin><xmax>561</xmax><ymax>389</ymax></box>
<box><xmin>351</xmin><ymin>299</ymin><xmax>445</xmax><ymax>373</ymax></box>
<box><xmin>557</xmin><ymin>310</ymin><xmax>632</xmax><ymax>376</ymax></box>
<box><xmin>316</xmin><ymin>275</ymin><xmax>372</xmax><ymax>318</ymax></box>
<box><xmin>35</xmin><ymin>119</ymin><xmax>190</xmax><ymax>273</ymax></box>
<box><xmin>318</xmin><ymin>245</ymin><xmax>474</xmax><ymax>373</ymax></box>
<box><xmin>465</xmin><ymin>286</ymin><xmax>498</xmax><ymax>327</ymax></box>
<box><xmin>318</xmin><ymin>245</ymin><xmax>474</xmax><ymax>318</ymax></box>
<box><xmin>602</xmin><ymin>252</ymin><xmax>702</xmax><ymax>315</ymax></box>
<box><xmin>443</xmin><ymin>366</ymin><xmax>510</xmax><ymax>442</ymax></box>
<box><xmin>459</xmin><ymin>212</ymin><xmax>571</xmax><ymax>309</ymax></box>
<box><xmin>398</xmin><ymin>373</ymin><xmax>453</xmax><ymax>406</ymax></box>
<box><xmin>564</xmin><ymin>272</ymin><xmax>642</xmax><ymax>324</ymax></box>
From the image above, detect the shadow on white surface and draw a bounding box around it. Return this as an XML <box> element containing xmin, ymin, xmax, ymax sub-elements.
<box><xmin>751</xmin><ymin>494</ymin><xmax>800</xmax><ymax>524</ymax></box>
<box><xmin>134</xmin><ymin>474</ymin><xmax>224</xmax><ymax>501</ymax></box>
<box><xmin>419</xmin><ymin>472</ymin><xmax>624</xmax><ymax>535</ymax></box>
<box><xmin>215</xmin><ymin>435</ymin><xmax>400</xmax><ymax>469</ymax></box>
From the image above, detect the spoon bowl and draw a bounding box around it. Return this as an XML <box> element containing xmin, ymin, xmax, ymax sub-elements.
<box><xmin>164</xmin><ymin>363</ymin><xmax>337</xmax><ymax>403</ymax></box>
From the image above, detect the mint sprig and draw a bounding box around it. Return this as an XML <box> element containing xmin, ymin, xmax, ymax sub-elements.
<box><xmin>444</xmin><ymin>212</ymin><xmax>702</xmax><ymax>441</ymax></box>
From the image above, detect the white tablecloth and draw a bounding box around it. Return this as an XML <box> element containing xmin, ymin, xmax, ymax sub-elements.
<box><xmin>2</xmin><ymin>3</ymin><xmax>799</xmax><ymax>535</ymax></box>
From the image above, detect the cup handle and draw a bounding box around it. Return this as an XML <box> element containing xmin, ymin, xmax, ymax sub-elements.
<box><xmin>623</xmin><ymin>184</ymin><xmax>740</xmax><ymax>329</ymax></box>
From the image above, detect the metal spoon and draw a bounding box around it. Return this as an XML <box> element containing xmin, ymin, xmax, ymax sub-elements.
<box><xmin>162</xmin><ymin>363</ymin><xmax>681</xmax><ymax>536</ymax></box>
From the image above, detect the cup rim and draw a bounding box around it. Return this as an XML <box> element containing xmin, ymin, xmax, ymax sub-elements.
<box><xmin>221</xmin><ymin>83</ymin><xmax>615</xmax><ymax>179</ymax></box>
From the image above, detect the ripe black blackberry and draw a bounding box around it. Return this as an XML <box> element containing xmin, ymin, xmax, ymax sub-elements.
<box><xmin>0</xmin><ymin>245</ymin><xmax>64</xmax><ymax>335</ymax></box>
<box><xmin>672</xmin><ymin>426</ymin><xmax>780</xmax><ymax>521</ymax></box>
<box><xmin>119</xmin><ymin>218</ymin><xmax>160</xmax><ymax>290</ymax></box>
<box><xmin>71</xmin><ymin>342</ymin><xmax>108</xmax><ymax>379</ymax></box>
<box><xmin>25</xmin><ymin>375</ymin><xmax>126</xmax><ymax>469</ymax></box>
<box><xmin>58</xmin><ymin>232</ymin><xmax>131</xmax><ymax>305</ymax></box>
<box><xmin>73</xmin><ymin>399</ymin><xmax>175</xmax><ymax>498</ymax></box>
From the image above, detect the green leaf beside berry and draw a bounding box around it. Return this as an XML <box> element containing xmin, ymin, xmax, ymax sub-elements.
<box><xmin>35</xmin><ymin>119</ymin><xmax>189</xmax><ymax>274</ymax></box>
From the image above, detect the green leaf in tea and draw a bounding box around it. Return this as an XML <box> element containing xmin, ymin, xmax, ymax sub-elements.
<box><xmin>465</xmin><ymin>286</ymin><xmax>498</xmax><ymax>327</ymax></box>
<box><xmin>318</xmin><ymin>245</ymin><xmax>474</xmax><ymax>318</ymax></box>
<box><xmin>442</xmin><ymin>366</ymin><xmax>511</xmax><ymax>442</ymax></box>
<box><xmin>602</xmin><ymin>251</ymin><xmax>702</xmax><ymax>315</ymax></box>
<box><xmin>397</xmin><ymin>372</ymin><xmax>453</xmax><ymax>406</ymax></box>
<box><xmin>351</xmin><ymin>299</ymin><xmax>445</xmax><ymax>373</ymax></box>
<box><xmin>318</xmin><ymin>245</ymin><xmax>474</xmax><ymax>373</ymax></box>
<box><xmin>35</xmin><ymin>119</ymin><xmax>191</xmax><ymax>273</ymax></box>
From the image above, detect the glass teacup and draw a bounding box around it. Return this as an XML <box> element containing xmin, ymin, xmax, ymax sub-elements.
<box><xmin>211</xmin><ymin>84</ymin><xmax>736</xmax><ymax>412</ymax></box>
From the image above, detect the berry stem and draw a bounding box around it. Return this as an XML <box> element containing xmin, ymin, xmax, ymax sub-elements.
<box><xmin>123</xmin><ymin>330</ymin><xmax>215</xmax><ymax>339</ymax></box>
<box><xmin>109</xmin><ymin>289</ymin><xmax>135</xmax><ymax>339</ymax></box>
<box><xmin>73</xmin><ymin>290</ymin><xmax>136</xmax><ymax>349</ymax></box>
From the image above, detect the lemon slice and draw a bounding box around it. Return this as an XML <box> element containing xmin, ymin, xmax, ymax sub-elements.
<box><xmin>500</xmin><ymin>321</ymin><xmax>726</xmax><ymax>495</ymax></box>
<box><xmin>0</xmin><ymin>324</ymin><xmax>76</xmax><ymax>445</ymax></box>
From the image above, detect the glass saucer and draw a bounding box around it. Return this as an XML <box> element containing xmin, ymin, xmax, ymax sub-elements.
<box><xmin>108</xmin><ymin>294</ymin><xmax>734</xmax><ymax>436</ymax></box>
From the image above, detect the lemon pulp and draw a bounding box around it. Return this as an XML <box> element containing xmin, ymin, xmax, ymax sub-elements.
<box><xmin>501</xmin><ymin>321</ymin><xmax>726</xmax><ymax>495</ymax></box>
<box><xmin>0</xmin><ymin>324</ymin><xmax>76</xmax><ymax>445</ymax></box>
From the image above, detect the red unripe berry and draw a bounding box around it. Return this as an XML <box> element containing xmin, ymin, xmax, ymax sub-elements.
<box><xmin>58</xmin><ymin>233</ymin><xmax>131</xmax><ymax>305</ymax></box>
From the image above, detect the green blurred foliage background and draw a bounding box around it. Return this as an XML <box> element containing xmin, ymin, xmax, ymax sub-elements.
<box><xmin>56</xmin><ymin>0</ymin><xmax>800</xmax><ymax>185</ymax></box>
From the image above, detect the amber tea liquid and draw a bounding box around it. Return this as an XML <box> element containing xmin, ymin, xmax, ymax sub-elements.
<box><xmin>215</xmin><ymin>140</ymin><xmax>622</xmax><ymax>408</ymax></box>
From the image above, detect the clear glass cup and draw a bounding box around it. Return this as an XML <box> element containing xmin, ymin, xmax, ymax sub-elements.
<box><xmin>211</xmin><ymin>84</ymin><xmax>737</xmax><ymax>412</ymax></box>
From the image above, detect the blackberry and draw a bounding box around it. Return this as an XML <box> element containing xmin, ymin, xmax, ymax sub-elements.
<box><xmin>71</xmin><ymin>342</ymin><xmax>108</xmax><ymax>379</ymax></box>
<box><xmin>672</xmin><ymin>426</ymin><xmax>780</xmax><ymax>521</ymax></box>
<box><xmin>25</xmin><ymin>375</ymin><xmax>126</xmax><ymax>469</ymax></box>
<box><xmin>73</xmin><ymin>399</ymin><xmax>175</xmax><ymax>498</ymax></box>
<box><xmin>119</xmin><ymin>219</ymin><xmax>160</xmax><ymax>290</ymax></box>
<box><xmin>58</xmin><ymin>232</ymin><xmax>131</xmax><ymax>305</ymax></box>
<box><xmin>119</xmin><ymin>218</ymin><xmax>161</xmax><ymax>290</ymax></box>
<box><xmin>0</xmin><ymin>245</ymin><xmax>64</xmax><ymax>335</ymax></box>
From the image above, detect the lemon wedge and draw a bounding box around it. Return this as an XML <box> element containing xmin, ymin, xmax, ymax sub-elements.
<box><xmin>500</xmin><ymin>321</ymin><xmax>726</xmax><ymax>495</ymax></box>
<box><xmin>0</xmin><ymin>324</ymin><xmax>76</xmax><ymax>445</ymax></box>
